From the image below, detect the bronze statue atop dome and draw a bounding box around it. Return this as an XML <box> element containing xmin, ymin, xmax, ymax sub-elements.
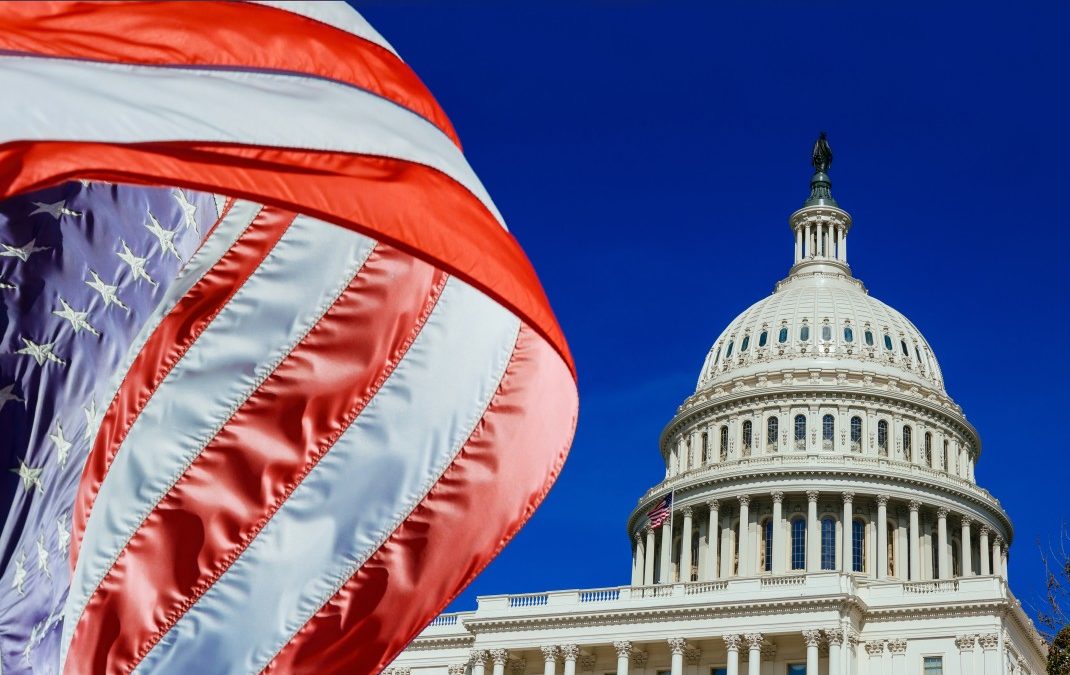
<box><xmin>811</xmin><ymin>131</ymin><xmax>832</xmax><ymax>173</ymax></box>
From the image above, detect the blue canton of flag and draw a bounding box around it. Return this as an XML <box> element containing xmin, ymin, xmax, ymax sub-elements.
<box><xmin>0</xmin><ymin>182</ymin><xmax>216</xmax><ymax>674</ymax></box>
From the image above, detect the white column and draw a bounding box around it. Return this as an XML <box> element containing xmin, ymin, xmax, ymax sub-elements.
<box><xmin>980</xmin><ymin>634</ymin><xmax>998</xmax><ymax>674</ymax></box>
<box><xmin>995</xmin><ymin>537</ymin><xmax>1007</xmax><ymax>580</ymax></box>
<box><xmin>706</xmin><ymin>500</ymin><xmax>720</xmax><ymax>580</ymax></box>
<box><xmin>956</xmin><ymin>635</ymin><xmax>976</xmax><ymax>675</ymax></box>
<box><xmin>840</xmin><ymin>227</ymin><xmax>847</xmax><ymax>262</ymax></box>
<box><xmin>937</xmin><ymin>507</ymin><xmax>949</xmax><ymax>579</ymax></box>
<box><xmin>961</xmin><ymin>517</ymin><xmax>973</xmax><ymax>576</ymax></box>
<box><xmin>644</xmin><ymin>527</ymin><xmax>656</xmax><ymax>585</ymax></box>
<box><xmin>759</xmin><ymin>646</ymin><xmax>776</xmax><ymax>675</ymax></box>
<box><xmin>745</xmin><ymin>634</ymin><xmax>762</xmax><ymax>675</ymax></box>
<box><xmin>771</xmin><ymin>491</ymin><xmax>785</xmax><ymax>575</ymax></box>
<box><xmin>737</xmin><ymin>495</ymin><xmax>750</xmax><ymax>576</ymax></box>
<box><xmin>876</xmin><ymin>495</ymin><xmax>889</xmax><ymax>579</ymax></box>
<box><xmin>979</xmin><ymin>526</ymin><xmax>991</xmax><ymax>575</ymax></box>
<box><xmin>804</xmin><ymin>224</ymin><xmax>812</xmax><ymax>257</ymax></box>
<box><xmin>864</xmin><ymin>641</ymin><xmax>884</xmax><ymax>675</ymax></box>
<box><xmin>802</xmin><ymin>630</ymin><xmax>821</xmax><ymax>675</ymax></box>
<box><xmin>560</xmin><ymin>646</ymin><xmax>578</xmax><ymax>675</ymax></box>
<box><xmin>632</xmin><ymin>532</ymin><xmax>643</xmax><ymax>586</ymax></box>
<box><xmin>827</xmin><ymin>630</ymin><xmax>843</xmax><ymax>675</ymax></box>
<box><xmin>807</xmin><ymin>491</ymin><xmax>820</xmax><ymax>573</ymax></box>
<box><xmin>668</xmin><ymin>639</ymin><xmax>686</xmax><ymax>675</ymax></box>
<box><xmin>908</xmin><ymin>501</ymin><xmax>921</xmax><ymax>580</ymax></box>
<box><xmin>795</xmin><ymin>229</ymin><xmax>802</xmax><ymax>264</ymax></box>
<box><xmin>491</xmin><ymin>650</ymin><xmax>509</xmax><ymax>675</ymax></box>
<box><xmin>722</xmin><ymin>635</ymin><xmax>741</xmax><ymax>675</ymax></box>
<box><xmin>541</xmin><ymin>647</ymin><xmax>557</xmax><ymax>675</ymax></box>
<box><xmin>472</xmin><ymin>650</ymin><xmax>489</xmax><ymax>675</ymax></box>
<box><xmin>613</xmin><ymin>642</ymin><xmax>630</xmax><ymax>675</ymax></box>
<box><xmin>888</xmin><ymin>639</ymin><xmax>906</xmax><ymax>675</ymax></box>
<box><xmin>685</xmin><ymin>648</ymin><xmax>701</xmax><ymax>675</ymax></box>
<box><xmin>660</xmin><ymin>518</ymin><xmax>673</xmax><ymax>583</ymax></box>
<box><xmin>841</xmin><ymin>492</ymin><xmax>854</xmax><ymax>572</ymax></box>
<box><xmin>680</xmin><ymin>507</ymin><xmax>694</xmax><ymax>582</ymax></box>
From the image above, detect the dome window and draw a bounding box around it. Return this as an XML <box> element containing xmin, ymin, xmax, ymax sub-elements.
<box><xmin>877</xmin><ymin>420</ymin><xmax>888</xmax><ymax>456</ymax></box>
<box><xmin>844</xmin><ymin>326</ymin><xmax>854</xmax><ymax>343</ymax></box>
<box><xmin>822</xmin><ymin>414</ymin><xmax>835</xmax><ymax>450</ymax></box>
<box><xmin>915</xmin><ymin>346</ymin><xmax>925</xmax><ymax>372</ymax></box>
<box><xmin>762</xmin><ymin>519</ymin><xmax>773</xmax><ymax>572</ymax></box>
<box><xmin>791</xmin><ymin>518</ymin><xmax>807</xmax><ymax>570</ymax></box>
<box><xmin>925</xmin><ymin>432</ymin><xmax>933</xmax><ymax>466</ymax></box>
<box><xmin>852</xmin><ymin>519</ymin><xmax>866</xmax><ymax>573</ymax></box>
<box><xmin>821</xmin><ymin>517</ymin><xmax>836</xmax><ymax>570</ymax></box>
<box><xmin>900</xmin><ymin>340</ymin><xmax>909</xmax><ymax>357</ymax></box>
<box><xmin>883</xmin><ymin>334</ymin><xmax>893</xmax><ymax>351</ymax></box>
<box><xmin>741</xmin><ymin>335</ymin><xmax>750</xmax><ymax>352</ymax></box>
<box><xmin>902</xmin><ymin>425</ymin><xmax>913</xmax><ymax>462</ymax></box>
<box><xmin>767</xmin><ymin>416</ymin><xmax>778</xmax><ymax>451</ymax></box>
<box><xmin>794</xmin><ymin>414</ymin><xmax>806</xmax><ymax>450</ymax></box>
<box><xmin>719</xmin><ymin>425</ymin><xmax>728</xmax><ymax>461</ymax></box>
<box><xmin>742</xmin><ymin>420</ymin><xmax>753</xmax><ymax>454</ymax></box>
<box><xmin>864</xmin><ymin>329</ymin><xmax>874</xmax><ymax>346</ymax></box>
<box><xmin>714</xmin><ymin>346</ymin><xmax>722</xmax><ymax>364</ymax></box>
<box><xmin>942</xmin><ymin>439</ymin><xmax>949</xmax><ymax>471</ymax></box>
<box><xmin>726</xmin><ymin>341</ymin><xmax>734</xmax><ymax>358</ymax></box>
<box><xmin>850</xmin><ymin>416</ymin><xmax>862</xmax><ymax>452</ymax></box>
<box><xmin>778</xmin><ymin>326</ymin><xmax>789</xmax><ymax>344</ymax></box>
<box><xmin>758</xmin><ymin>330</ymin><xmax>768</xmax><ymax>347</ymax></box>
<box><xmin>800</xmin><ymin>325</ymin><xmax>810</xmax><ymax>342</ymax></box>
<box><xmin>821</xmin><ymin>325</ymin><xmax>832</xmax><ymax>341</ymax></box>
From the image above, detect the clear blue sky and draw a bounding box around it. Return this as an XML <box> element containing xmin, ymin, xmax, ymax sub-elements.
<box><xmin>357</xmin><ymin>2</ymin><xmax>1070</xmax><ymax>618</ymax></box>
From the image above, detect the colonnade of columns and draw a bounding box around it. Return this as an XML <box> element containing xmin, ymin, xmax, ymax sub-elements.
<box><xmin>631</xmin><ymin>491</ymin><xmax>1008</xmax><ymax>586</ymax></box>
<box><xmin>793</xmin><ymin>216</ymin><xmax>847</xmax><ymax>265</ymax></box>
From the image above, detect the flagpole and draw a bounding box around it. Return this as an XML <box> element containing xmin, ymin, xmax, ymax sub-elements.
<box><xmin>668</xmin><ymin>487</ymin><xmax>675</xmax><ymax>581</ymax></box>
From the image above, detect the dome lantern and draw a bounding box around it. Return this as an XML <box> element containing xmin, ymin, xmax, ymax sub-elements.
<box><xmin>788</xmin><ymin>132</ymin><xmax>853</xmax><ymax>276</ymax></box>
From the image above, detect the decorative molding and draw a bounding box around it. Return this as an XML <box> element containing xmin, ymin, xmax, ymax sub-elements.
<box><xmin>979</xmin><ymin>633</ymin><xmax>999</xmax><ymax>650</ymax></box>
<box><xmin>887</xmin><ymin>639</ymin><xmax>907</xmax><ymax>655</ymax></box>
<box><xmin>955</xmin><ymin>634</ymin><xmax>977</xmax><ymax>651</ymax></box>
<box><xmin>802</xmin><ymin>629</ymin><xmax>823</xmax><ymax>647</ymax></box>
<box><xmin>490</xmin><ymin>649</ymin><xmax>509</xmax><ymax>666</ymax></box>
<box><xmin>449</xmin><ymin>665</ymin><xmax>468</xmax><ymax>675</ymax></box>
<box><xmin>631</xmin><ymin>651</ymin><xmax>649</xmax><ymax>668</ymax></box>
<box><xmin>540</xmin><ymin>646</ymin><xmax>557</xmax><ymax>662</ymax></box>
<box><xmin>471</xmin><ymin>650</ymin><xmax>489</xmax><ymax>666</ymax></box>
<box><xmin>578</xmin><ymin>656</ymin><xmax>595</xmax><ymax>672</ymax></box>
<box><xmin>559</xmin><ymin>645</ymin><xmax>579</xmax><ymax>661</ymax></box>
<box><xmin>668</xmin><ymin>637</ymin><xmax>688</xmax><ymax>655</ymax></box>
<box><xmin>826</xmin><ymin>628</ymin><xmax>845</xmax><ymax>647</ymax></box>
<box><xmin>722</xmin><ymin>634</ymin><xmax>743</xmax><ymax>651</ymax></box>
<box><xmin>613</xmin><ymin>641</ymin><xmax>632</xmax><ymax>658</ymax></box>
<box><xmin>744</xmin><ymin>633</ymin><xmax>764</xmax><ymax>650</ymax></box>
<box><xmin>685</xmin><ymin>647</ymin><xmax>702</xmax><ymax>666</ymax></box>
<box><xmin>864</xmin><ymin>640</ymin><xmax>885</xmax><ymax>656</ymax></box>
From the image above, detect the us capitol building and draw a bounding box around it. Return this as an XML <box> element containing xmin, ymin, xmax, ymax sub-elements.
<box><xmin>387</xmin><ymin>137</ymin><xmax>1046</xmax><ymax>675</ymax></box>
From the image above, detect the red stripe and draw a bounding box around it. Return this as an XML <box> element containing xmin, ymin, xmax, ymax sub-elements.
<box><xmin>70</xmin><ymin>206</ymin><xmax>295</xmax><ymax>571</ymax></box>
<box><xmin>263</xmin><ymin>325</ymin><xmax>578</xmax><ymax>675</ymax></box>
<box><xmin>0</xmin><ymin>141</ymin><xmax>576</xmax><ymax>380</ymax></box>
<box><xmin>0</xmin><ymin>1</ymin><xmax>459</xmax><ymax>147</ymax></box>
<box><xmin>65</xmin><ymin>245</ymin><xmax>448</xmax><ymax>674</ymax></box>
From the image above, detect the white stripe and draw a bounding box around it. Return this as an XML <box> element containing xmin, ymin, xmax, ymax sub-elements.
<box><xmin>253</xmin><ymin>1</ymin><xmax>399</xmax><ymax>57</ymax></box>
<box><xmin>133</xmin><ymin>277</ymin><xmax>519</xmax><ymax>674</ymax></box>
<box><xmin>61</xmin><ymin>216</ymin><xmax>378</xmax><ymax>659</ymax></box>
<box><xmin>0</xmin><ymin>56</ymin><xmax>504</xmax><ymax>228</ymax></box>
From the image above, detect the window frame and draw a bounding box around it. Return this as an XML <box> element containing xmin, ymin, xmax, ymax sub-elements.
<box><xmin>850</xmin><ymin>416</ymin><xmax>862</xmax><ymax>451</ymax></box>
<box><xmin>794</xmin><ymin>414</ymin><xmax>806</xmax><ymax>450</ymax></box>
<box><xmin>791</xmin><ymin>517</ymin><xmax>807</xmax><ymax>570</ymax></box>
<box><xmin>820</xmin><ymin>516</ymin><xmax>836</xmax><ymax>570</ymax></box>
<box><xmin>852</xmin><ymin>519</ymin><xmax>865</xmax><ymax>572</ymax></box>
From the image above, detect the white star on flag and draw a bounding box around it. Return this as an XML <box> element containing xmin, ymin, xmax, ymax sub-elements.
<box><xmin>12</xmin><ymin>551</ymin><xmax>27</xmax><ymax>596</ymax></box>
<box><xmin>0</xmin><ymin>278</ymin><xmax>14</xmax><ymax>290</ymax></box>
<box><xmin>0</xmin><ymin>237</ymin><xmax>51</xmax><ymax>262</ymax></box>
<box><xmin>53</xmin><ymin>297</ymin><xmax>102</xmax><ymax>336</ymax></box>
<box><xmin>36</xmin><ymin>535</ymin><xmax>51</xmax><ymax>580</ymax></box>
<box><xmin>145</xmin><ymin>211</ymin><xmax>181</xmax><ymax>259</ymax></box>
<box><xmin>84</xmin><ymin>399</ymin><xmax>100</xmax><ymax>441</ymax></box>
<box><xmin>174</xmin><ymin>189</ymin><xmax>199</xmax><ymax>232</ymax></box>
<box><xmin>30</xmin><ymin>199</ymin><xmax>82</xmax><ymax>220</ymax></box>
<box><xmin>10</xmin><ymin>459</ymin><xmax>45</xmax><ymax>494</ymax></box>
<box><xmin>117</xmin><ymin>240</ymin><xmax>159</xmax><ymax>287</ymax></box>
<box><xmin>15</xmin><ymin>337</ymin><xmax>66</xmax><ymax>367</ymax></box>
<box><xmin>49</xmin><ymin>423</ymin><xmax>73</xmax><ymax>468</ymax></box>
<box><xmin>0</xmin><ymin>383</ymin><xmax>23</xmax><ymax>412</ymax></box>
<box><xmin>85</xmin><ymin>269</ymin><xmax>129</xmax><ymax>311</ymax></box>
<box><xmin>57</xmin><ymin>514</ymin><xmax>71</xmax><ymax>556</ymax></box>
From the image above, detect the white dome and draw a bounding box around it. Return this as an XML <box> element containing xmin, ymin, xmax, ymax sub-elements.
<box><xmin>696</xmin><ymin>268</ymin><xmax>945</xmax><ymax>395</ymax></box>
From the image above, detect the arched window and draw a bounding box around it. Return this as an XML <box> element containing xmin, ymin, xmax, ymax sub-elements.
<box><xmin>951</xmin><ymin>536</ymin><xmax>961</xmax><ymax>577</ymax></box>
<box><xmin>791</xmin><ymin>518</ymin><xmax>807</xmax><ymax>570</ymax></box>
<box><xmin>883</xmin><ymin>334</ymin><xmax>894</xmax><ymax>351</ymax></box>
<box><xmin>942</xmin><ymin>439</ymin><xmax>949</xmax><ymax>471</ymax></box>
<box><xmin>850</xmin><ymin>416</ymin><xmax>862</xmax><ymax>452</ymax></box>
<box><xmin>778</xmin><ymin>326</ymin><xmax>789</xmax><ymax>343</ymax></box>
<box><xmin>931</xmin><ymin>527</ymin><xmax>939</xmax><ymax>579</ymax></box>
<box><xmin>852</xmin><ymin>520</ymin><xmax>865</xmax><ymax>572</ymax></box>
<box><xmin>822</xmin><ymin>414</ymin><xmax>834</xmax><ymax>450</ymax></box>
<box><xmin>925</xmin><ymin>432</ymin><xmax>933</xmax><ymax>467</ymax></box>
<box><xmin>726</xmin><ymin>341</ymin><xmax>734</xmax><ymax>358</ymax></box>
<box><xmin>900</xmin><ymin>340</ymin><xmax>909</xmax><ymax>357</ymax></box>
<box><xmin>761</xmin><ymin>519</ymin><xmax>773</xmax><ymax>572</ymax></box>
<box><xmin>887</xmin><ymin>521</ymin><xmax>897</xmax><ymax>577</ymax></box>
<box><xmin>741</xmin><ymin>335</ymin><xmax>750</xmax><ymax>352</ymax></box>
<box><xmin>864</xmin><ymin>329</ymin><xmax>874</xmax><ymax>346</ymax></box>
<box><xmin>719</xmin><ymin>425</ymin><xmax>728</xmax><ymax>461</ymax></box>
<box><xmin>742</xmin><ymin>420</ymin><xmax>753</xmax><ymax>454</ymax></box>
<box><xmin>844</xmin><ymin>325</ymin><xmax>854</xmax><ymax>343</ymax></box>
<box><xmin>701</xmin><ymin>432</ymin><xmax>709</xmax><ymax>464</ymax></box>
<box><xmin>903</xmin><ymin>425</ymin><xmax>913</xmax><ymax>462</ymax></box>
<box><xmin>877</xmin><ymin>420</ymin><xmax>889</xmax><ymax>456</ymax></box>
<box><xmin>821</xmin><ymin>517</ymin><xmax>836</xmax><ymax>570</ymax></box>
<box><xmin>759</xmin><ymin>330</ymin><xmax>768</xmax><ymax>347</ymax></box>
<box><xmin>714</xmin><ymin>346</ymin><xmax>722</xmax><ymax>364</ymax></box>
<box><xmin>794</xmin><ymin>414</ymin><xmax>806</xmax><ymax>450</ymax></box>
<box><xmin>767</xmin><ymin>416</ymin><xmax>778</xmax><ymax>451</ymax></box>
<box><xmin>821</xmin><ymin>324</ymin><xmax>832</xmax><ymax>341</ymax></box>
<box><xmin>800</xmin><ymin>324</ymin><xmax>810</xmax><ymax>341</ymax></box>
<box><xmin>915</xmin><ymin>346</ymin><xmax>925</xmax><ymax>372</ymax></box>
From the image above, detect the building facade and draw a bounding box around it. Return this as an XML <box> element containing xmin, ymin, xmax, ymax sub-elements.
<box><xmin>387</xmin><ymin>138</ymin><xmax>1046</xmax><ymax>675</ymax></box>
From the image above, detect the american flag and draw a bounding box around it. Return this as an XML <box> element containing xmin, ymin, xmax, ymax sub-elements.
<box><xmin>0</xmin><ymin>3</ymin><xmax>578</xmax><ymax>674</ymax></box>
<box><xmin>647</xmin><ymin>493</ymin><xmax>674</xmax><ymax>529</ymax></box>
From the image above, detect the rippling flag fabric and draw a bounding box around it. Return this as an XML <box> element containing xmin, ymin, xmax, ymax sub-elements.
<box><xmin>0</xmin><ymin>3</ymin><xmax>578</xmax><ymax>674</ymax></box>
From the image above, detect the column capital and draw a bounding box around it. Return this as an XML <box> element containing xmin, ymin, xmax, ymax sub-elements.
<box><xmin>841</xmin><ymin>491</ymin><xmax>855</xmax><ymax>504</ymax></box>
<box><xmin>864</xmin><ymin>641</ymin><xmax>885</xmax><ymax>656</ymax></box>
<box><xmin>960</xmin><ymin>515</ymin><xmax>973</xmax><ymax>528</ymax></box>
<box><xmin>722</xmin><ymin>634</ymin><xmax>742</xmax><ymax>652</ymax></box>
<box><xmin>994</xmin><ymin>535</ymin><xmax>1004</xmax><ymax>546</ymax></box>
<box><xmin>668</xmin><ymin>637</ymin><xmax>688</xmax><ymax>655</ymax></box>
<box><xmin>558</xmin><ymin>645</ymin><xmax>579</xmax><ymax>662</ymax></box>
<box><xmin>685</xmin><ymin>647</ymin><xmax>702</xmax><ymax>666</ymax></box>
<box><xmin>707</xmin><ymin>499</ymin><xmax>720</xmax><ymax>511</ymax></box>
<box><xmin>490</xmin><ymin>649</ymin><xmax>509</xmax><ymax>665</ymax></box>
<box><xmin>631</xmin><ymin>652</ymin><xmax>649</xmax><ymax>668</ymax></box>
<box><xmin>682</xmin><ymin>505</ymin><xmax>693</xmax><ymax>518</ymax></box>
<box><xmin>825</xmin><ymin>629</ymin><xmax>845</xmax><ymax>647</ymax></box>
<box><xmin>801</xmin><ymin>629</ymin><xmax>822</xmax><ymax>647</ymax></box>
<box><xmin>449</xmin><ymin>665</ymin><xmax>468</xmax><ymax>675</ymax></box>
<box><xmin>937</xmin><ymin>507</ymin><xmax>949</xmax><ymax>519</ymax></box>
<box><xmin>908</xmin><ymin>500</ymin><xmax>921</xmax><ymax>513</ymax></box>
<box><xmin>635</xmin><ymin>530</ymin><xmax>643</xmax><ymax>543</ymax></box>
<box><xmin>887</xmin><ymin>639</ymin><xmax>907</xmax><ymax>655</ymax></box>
<box><xmin>744</xmin><ymin>633</ymin><xmax>764</xmax><ymax>650</ymax></box>
<box><xmin>875</xmin><ymin>494</ymin><xmax>890</xmax><ymax>507</ymax></box>
<box><xmin>737</xmin><ymin>494</ymin><xmax>751</xmax><ymax>507</ymax></box>
<box><xmin>806</xmin><ymin>490</ymin><xmax>820</xmax><ymax>503</ymax></box>
<box><xmin>954</xmin><ymin>635</ymin><xmax>978</xmax><ymax>651</ymax></box>
<box><xmin>540</xmin><ymin>646</ymin><xmax>557</xmax><ymax>662</ymax></box>
<box><xmin>979</xmin><ymin>525</ymin><xmax>991</xmax><ymax>537</ymax></box>
<box><xmin>471</xmin><ymin>649</ymin><xmax>489</xmax><ymax>665</ymax></box>
<box><xmin>612</xmin><ymin>641</ymin><xmax>631</xmax><ymax>658</ymax></box>
<box><xmin>979</xmin><ymin>633</ymin><xmax>999</xmax><ymax>650</ymax></box>
<box><xmin>510</xmin><ymin>659</ymin><xmax>528</xmax><ymax>675</ymax></box>
<box><xmin>771</xmin><ymin>490</ymin><xmax>785</xmax><ymax>504</ymax></box>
